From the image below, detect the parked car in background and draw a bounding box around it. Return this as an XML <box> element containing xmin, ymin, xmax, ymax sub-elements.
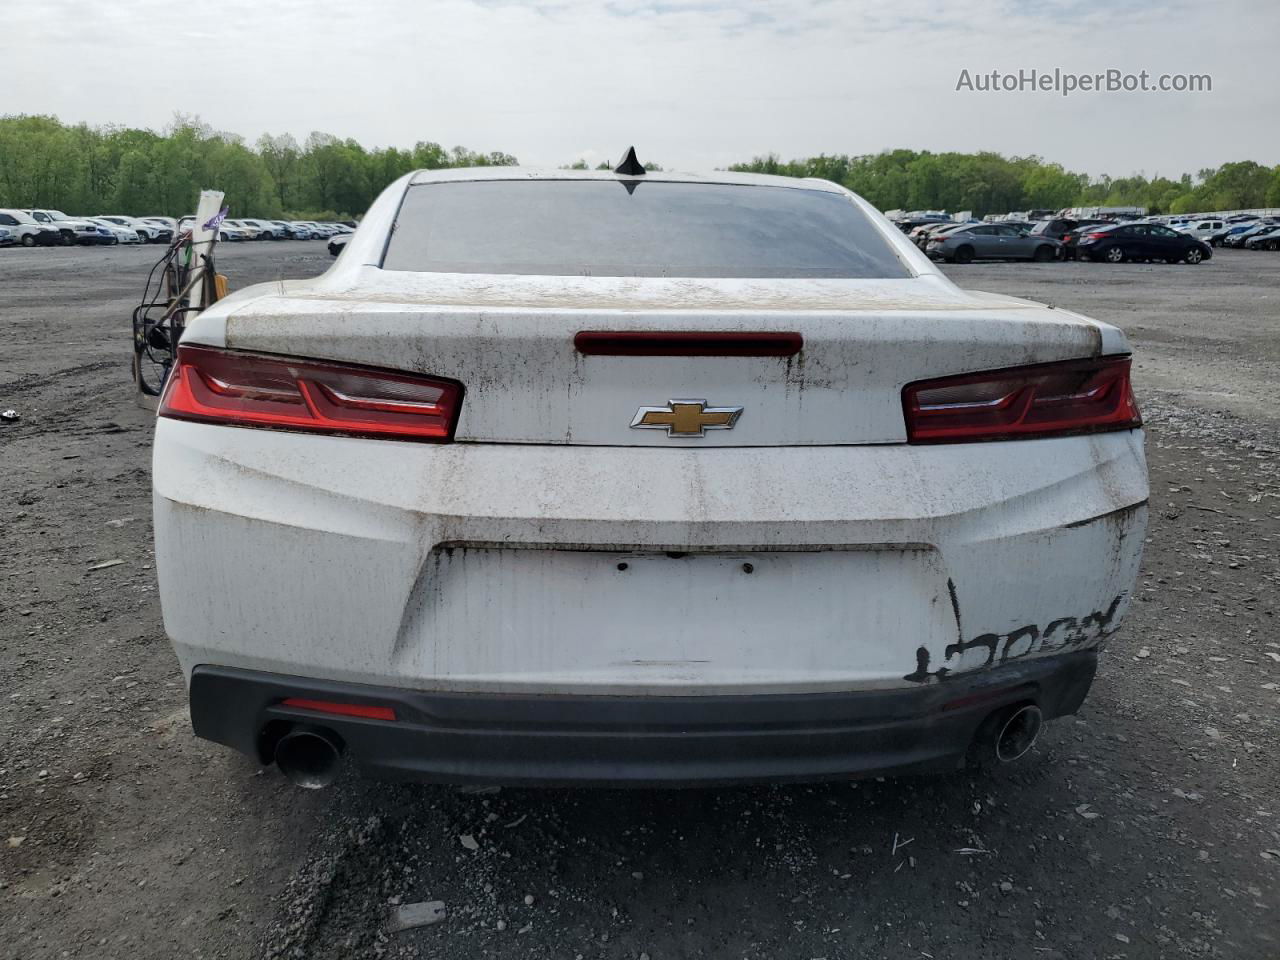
<box><xmin>1030</xmin><ymin>217</ymin><xmax>1110</xmax><ymax>242</ymax></box>
<box><xmin>96</xmin><ymin>215</ymin><xmax>172</xmax><ymax>244</ymax></box>
<box><xmin>179</xmin><ymin>214</ymin><xmax>246</xmax><ymax>242</ymax></box>
<box><xmin>0</xmin><ymin>226</ymin><xmax>17</xmax><ymax>247</ymax></box>
<box><xmin>239</xmin><ymin>218</ymin><xmax>285</xmax><ymax>239</ymax></box>
<box><xmin>994</xmin><ymin>221</ymin><xmax>1036</xmax><ymax>235</ymax></box>
<box><xmin>909</xmin><ymin>221</ymin><xmax>953</xmax><ymax>249</ymax></box>
<box><xmin>1061</xmin><ymin>223</ymin><xmax>1117</xmax><ymax>261</ymax></box>
<box><xmin>1207</xmin><ymin>223</ymin><xmax>1253</xmax><ymax>246</ymax></box>
<box><xmin>894</xmin><ymin>216</ymin><xmax>950</xmax><ymax>234</ymax></box>
<box><xmin>280</xmin><ymin>221</ymin><xmax>311</xmax><ymax>239</ymax></box>
<box><xmin>76</xmin><ymin>222</ymin><xmax>114</xmax><ymax>245</ymax></box>
<box><xmin>327</xmin><ymin>232</ymin><xmax>350</xmax><ymax>256</ymax></box>
<box><xmin>25</xmin><ymin>208</ymin><xmax>100</xmax><ymax>245</ymax></box>
<box><xmin>927</xmin><ymin>222</ymin><xmax>1061</xmax><ymax>263</ymax></box>
<box><xmin>153</xmin><ymin>167</ymin><xmax>1148</xmax><ymax>789</ymax></box>
<box><xmin>1222</xmin><ymin>220</ymin><xmax>1279</xmax><ymax>248</ymax></box>
<box><xmin>1076</xmin><ymin>223</ymin><xmax>1210</xmax><ymax>263</ymax></box>
<box><xmin>223</xmin><ymin>219</ymin><xmax>264</xmax><ymax>240</ymax></box>
<box><xmin>143</xmin><ymin>216</ymin><xmax>180</xmax><ymax>236</ymax></box>
<box><xmin>0</xmin><ymin>209</ymin><xmax>62</xmax><ymax>246</ymax></box>
<box><xmin>919</xmin><ymin>223</ymin><xmax>968</xmax><ymax>248</ymax></box>
<box><xmin>1176</xmin><ymin>219</ymin><xmax>1226</xmax><ymax>243</ymax></box>
<box><xmin>1243</xmin><ymin>224</ymin><xmax>1280</xmax><ymax>250</ymax></box>
<box><xmin>87</xmin><ymin>217</ymin><xmax>142</xmax><ymax>244</ymax></box>
<box><xmin>929</xmin><ymin>221</ymin><xmax>967</xmax><ymax>243</ymax></box>
<box><xmin>298</xmin><ymin>220</ymin><xmax>337</xmax><ymax>238</ymax></box>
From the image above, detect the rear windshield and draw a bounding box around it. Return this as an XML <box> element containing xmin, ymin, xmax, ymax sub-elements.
<box><xmin>382</xmin><ymin>180</ymin><xmax>910</xmax><ymax>278</ymax></box>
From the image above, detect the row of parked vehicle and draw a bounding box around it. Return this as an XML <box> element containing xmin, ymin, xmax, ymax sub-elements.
<box><xmin>898</xmin><ymin>209</ymin><xmax>1280</xmax><ymax>265</ymax></box>
<box><xmin>0</xmin><ymin>208</ymin><xmax>355</xmax><ymax>248</ymax></box>
<box><xmin>1171</xmin><ymin>215</ymin><xmax>1280</xmax><ymax>249</ymax></box>
<box><xmin>896</xmin><ymin>215</ymin><xmax>1216</xmax><ymax>265</ymax></box>
<box><xmin>179</xmin><ymin>217</ymin><xmax>355</xmax><ymax>243</ymax></box>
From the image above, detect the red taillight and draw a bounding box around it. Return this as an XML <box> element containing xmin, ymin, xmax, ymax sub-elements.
<box><xmin>1084</xmin><ymin>232</ymin><xmax>1110</xmax><ymax>241</ymax></box>
<box><xmin>159</xmin><ymin>346</ymin><xmax>462</xmax><ymax>442</ymax></box>
<box><xmin>281</xmin><ymin>698</ymin><xmax>397</xmax><ymax>721</ymax></box>
<box><xmin>902</xmin><ymin>356</ymin><xmax>1141</xmax><ymax>444</ymax></box>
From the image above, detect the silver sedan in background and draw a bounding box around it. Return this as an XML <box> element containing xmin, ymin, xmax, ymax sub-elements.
<box><xmin>927</xmin><ymin>223</ymin><xmax>1062</xmax><ymax>263</ymax></box>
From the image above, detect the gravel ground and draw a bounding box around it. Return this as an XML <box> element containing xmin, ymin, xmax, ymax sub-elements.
<box><xmin>1</xmin><ymin>243</ymin><xmax>1277</xmax><ymax>960</ymax></box>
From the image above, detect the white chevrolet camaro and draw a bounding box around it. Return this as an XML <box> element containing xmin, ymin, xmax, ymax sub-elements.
<box><xmin>153</xmin><ymin>162</ymin><xmax>1148</xmax><ymax>788</ymax></box>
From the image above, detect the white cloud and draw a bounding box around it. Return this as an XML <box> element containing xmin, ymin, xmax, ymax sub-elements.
<box><xmin>2</xmin><ymin>0</ymin><xmax>1276</xmax><ymax>176</ymax></box>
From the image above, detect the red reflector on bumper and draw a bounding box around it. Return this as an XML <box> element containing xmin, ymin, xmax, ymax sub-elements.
<box><xmin>281</xmin><ymin>698</ymin><xmax>397</xmax><ymax>721</ymax></box>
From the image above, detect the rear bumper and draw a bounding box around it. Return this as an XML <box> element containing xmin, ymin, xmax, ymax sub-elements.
<box><xmin>191</xmin><ymin>652</ymin><xmax>1097</xmax><ymax>786</ymax></box>
<box><xmin>155</xmin><ymin>420</ymin><xmax>1147</xmax><ymax>696</ymax></box>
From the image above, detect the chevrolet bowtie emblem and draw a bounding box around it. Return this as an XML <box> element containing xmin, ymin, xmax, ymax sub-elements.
<box><xmin>630</xmin><ymin>399</ymin><xmax>744</xmax><ymax>437</ymax></box>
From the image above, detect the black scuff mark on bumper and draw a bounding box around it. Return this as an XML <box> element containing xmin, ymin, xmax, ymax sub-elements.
<box><xmin>905</xmin><ymin>576</ymin><xmax>967</xmax><ymax>683</ymax></box>
<box><xmin>946</xmin><ymin>577</ymin><xmax>963</xmax><ymax>642</ymax></box>
<box><xmin>1063</xmin><ymin>499</ymin><xmax>1149</xmax><ymax>529</ymax></box>
<box><xmin>904</xmin><ymin>593</ymin><xmax>1127</xmax><ymax>684</ymax></box>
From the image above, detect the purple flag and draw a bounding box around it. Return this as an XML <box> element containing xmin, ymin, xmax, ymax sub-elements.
<box><xmin>203</xmin><ymin>207</ymin><xmax>229</xmax><ymax>231</ymax></box>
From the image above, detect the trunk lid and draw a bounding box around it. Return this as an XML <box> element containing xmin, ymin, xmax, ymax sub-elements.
<box><xmin>205</xmin><ymin>270</ymin><xmax>1112</xmax><ymax>446</ymax></box>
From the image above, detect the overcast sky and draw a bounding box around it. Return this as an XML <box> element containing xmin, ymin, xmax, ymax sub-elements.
<box><xmin>4</xmin><ymin>0</ymin><xmax>1276</xmax><ymax>177</ymax></box>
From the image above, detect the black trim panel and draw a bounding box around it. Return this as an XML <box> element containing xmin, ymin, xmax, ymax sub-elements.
<box><xmin>189</xmin><ymin>653</ymin><xmax>1096</xmax><ymax>787</ymax></box>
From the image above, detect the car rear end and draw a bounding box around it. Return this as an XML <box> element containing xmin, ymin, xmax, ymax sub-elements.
<box><xmin>1075</xmin><ymin>225</ymin><xmax>1123</xmax><ymax>261</ymax></box>
<box><xmin>925</xmin><ymin>225</ymin><xmax>970</xmax><ymax>261</ymax></box>
<box><xmin>153</xmin><ymin>170</ymin><xmax>1148</xmax><ymax>787</ymax></box>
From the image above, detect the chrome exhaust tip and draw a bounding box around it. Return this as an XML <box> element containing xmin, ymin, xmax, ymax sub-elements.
<box><xmin>274</xmin><ymin>725</ymin><xmax>344</xmax><ymax>789</ymax></box>
<box><xmin>993</xmin><ymin>704</ymin><xmax>1043</xmax><ymax>764</ymax></box>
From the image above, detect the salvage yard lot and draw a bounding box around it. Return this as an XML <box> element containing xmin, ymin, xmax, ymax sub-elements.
<box><xmin>1</xmin><ymin>245</ymin><xmax>1277</xmax><ymax>959</ymax></box>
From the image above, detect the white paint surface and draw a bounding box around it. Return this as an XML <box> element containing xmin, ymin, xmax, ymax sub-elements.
<box><xmin>155</xmin><ymin>170</ymin><xmax>1148</xmax><ymax>697</ymax></box>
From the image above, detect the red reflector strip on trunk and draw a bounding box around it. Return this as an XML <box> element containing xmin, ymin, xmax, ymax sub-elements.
<box><xmin>574</xmin><ymin>331</ymin><xmax>803</xmax><ymax>357</ymax></box>
<box><xmin>281</xmin><ymin>698</ymin><xmax>397</xmax><ymax>721</ymax></box>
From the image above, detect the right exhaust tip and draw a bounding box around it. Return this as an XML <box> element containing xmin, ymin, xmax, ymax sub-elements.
<box><xmin>274</xmin><ymin>725</ymin><xmax>344</xmax><ymax>789</ymax></box>
<box><xmin>993</xmin><ymin>704</ymin><xmax>1043</xmax><ymax>764</ymax></box>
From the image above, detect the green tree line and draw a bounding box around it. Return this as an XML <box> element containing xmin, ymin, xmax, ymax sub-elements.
<box><xmin>729</xmin><ymin>150</ymin><xmax>1280</xmax><ymax>217</ymax></box>
<box><xmin>0</xmin><ymin>114</ymin><xmax>517</xmax><ymax>220</ymax></box>
<box><xmin>2</xmin><ymin>114</ymin><xmax>1277</xmax><ymax>219</ymax></box>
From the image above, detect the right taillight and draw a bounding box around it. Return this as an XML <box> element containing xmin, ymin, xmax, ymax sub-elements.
<box><xmin>903</xmin><ymin>355</ymin><xmax>1141</xmax><ymax>444</ymax></box>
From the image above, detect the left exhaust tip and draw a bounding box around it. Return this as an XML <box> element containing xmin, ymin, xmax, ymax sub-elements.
<box><xmin>274</xmin><ymin>725</ymin><xmax>344</xmax><ymax>789</ymax></box>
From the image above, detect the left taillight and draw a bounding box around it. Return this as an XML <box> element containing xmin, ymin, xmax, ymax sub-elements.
<box><xmin>158</xmin><ymin>345</ymin><xmax>462</xmax><ymax>442</ymax></box>
<box><xmin>902</xmin><ymin>355</ymin><xmax>1141</xmax><ymax>444</ymax></box>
